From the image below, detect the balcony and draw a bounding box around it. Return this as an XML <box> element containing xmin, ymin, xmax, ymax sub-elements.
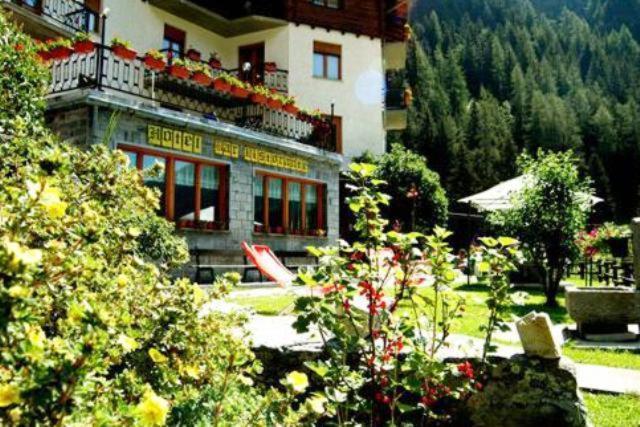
<box><xmin>384</xmin><ymin>69</ymin><xmax>408</xmax><ymax>130</ymax></box>
<box><xmin>146</xmin><ymin>0</ymin><xmax>287</xmax><ymax>37</ymax></box>
<box><xmin>2</xmin><ymin>0</ymin><xmax>98</xmax><ymax>37</ymax></box>
<box><xmin>46</xmin><ymin>44</ymin><xmax>336</xmax><ymax>151</ymax></box>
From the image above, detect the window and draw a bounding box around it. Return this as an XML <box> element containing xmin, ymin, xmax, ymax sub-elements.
<box><xmin>313</xmin><ymin>41</ymin><xmax>341</xmax><ymax>80</ymax></box>
<box><xmin>83</xmin><ymin>0</ymin><xmax>100</xmax><ymax>32</ymax></box>
<box><xmin>163</xmin><ymin>24</ymin><xmax>185</xmax><ymax>58</ymax></box>
<box><xmin>311</xmin><ymin>0</ymin><xmax>341</xmax><ymax>9</ymax></box>
<box><xmin>254</xmin><ymin>173</ymin><xmax>326</xmax><ymax>236</ymax></box>
<box><xmin>120</xmin><ymin>146</ymin><xmax>228</xmax><ymax>230</ymax></box>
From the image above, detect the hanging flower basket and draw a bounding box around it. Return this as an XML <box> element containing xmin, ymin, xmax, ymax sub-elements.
<box><xmin>250</xmin><ymin>93</ymin><xmax>268</xmax><ymax>105</ymax></box>
<box><xmin>283</xmin><ymin>104</ymin><xmax>299</xmax><ymax>115</ymax></box>
<box><xmin>231</xmin><ymin>85</ymin><xmax>251</xmax><ymax>99</ymax></box>
<box><xmin>213</xmin><ymin>78</ymin><xmax>232</xmax><ymax>93</ymax></box>
<box><xmin>267</xmin><ymin>98</ymin><xmax>283</xmax><ymax>110</ymax></box>
<box><xmin>191</xmin><ymin>71</ymin><xmax>212</xmax><ymax>86</ymax></box>
<box><xmin>143</xmin><ymin>55</ymin><xmax>166</xmax><ymax>71</ymax></box>
<box><xmin>49</xmin><ymin>46</ymin><xmax>73</xmax><ymax>60</ymax></box>
<box><xmin>73</xmin><ymin>40</ymin><xmax>95</xmax><ymax>55</ymax></box>
<box><xmin>112</xmin><ymin>44</ymin><xmax>137</xmax><ymax>61</ymax></box>
<box><xmin>168</xmin><ymin>65</ymin><xmax>190</xmax><ymax>79</ymax></box>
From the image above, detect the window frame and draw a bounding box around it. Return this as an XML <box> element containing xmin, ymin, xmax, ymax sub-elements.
<box><xmin>313</xmin><ymin>41</ymin><xmax>342</xmax><ymax>80</ymax></box>
<box><xmin>163</xmin><ymin>24</ymin><xmax>186</xmax><ymax>59</ymax></box>
<box><xmin>119</xmin><ymin>145</ymin><xmax>228</xmax><ymax>230</ymax></box>
<box><xmin>254</xmin><ymin>171</ymin><xmax>326</xmax><ymax>236</ymax></box>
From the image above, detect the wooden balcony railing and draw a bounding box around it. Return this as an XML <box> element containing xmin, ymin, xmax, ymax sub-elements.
<box><xmin>47</xmin><ymin>45</ymin><xmax>336</xmax><ymax>151</ymax></box>
<box><xmin>5</xmin><ymin>0</ymin><xmax>98</xmax><ymax>33</ymax></box>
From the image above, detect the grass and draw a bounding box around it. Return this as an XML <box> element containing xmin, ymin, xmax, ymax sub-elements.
<box><xmin>563</xmin><ymin>346</ymin><xmax>640</xmax><ymax>370</ymax></box>
<box><xmin>583</xmin><ymin>392</ymin><xmax>640</xmax><ymax>427</ymax></box>
<box><xmin>228</xmin><ymin>295</ymin><xmax>295</xmax><ymax>316</ymax></box>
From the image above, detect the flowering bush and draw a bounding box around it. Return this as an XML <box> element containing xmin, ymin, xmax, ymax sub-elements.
<box><xmin>293</xmin><ymin>164</ymin><xmax>522</xmax><ymax>425</ymax></box>
<box><xmin>0</xmin><ymin>13</ymin><xmax>319</xmax><ymax>426</ymax></box>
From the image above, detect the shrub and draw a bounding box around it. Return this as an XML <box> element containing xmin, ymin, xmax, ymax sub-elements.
<box><xmin>293</xmin><ymin>163</ymin><xmax>521</xmax><ymax>425</ymax></box>
<box><xmin>364</xmin><ymin>144</ymin><xmax>448</xmax><ymax>232</ymax></box>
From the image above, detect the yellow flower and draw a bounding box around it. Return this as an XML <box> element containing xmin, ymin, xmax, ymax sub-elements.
<box><xmin>118</xmin><ymin>334</ymin><xmax>139</xmax><ymax>353</ymax></box>
<box><xmin>148</xmin><ymin>348</ymin><xmax>168</xmax><ymax>364</ymax></box>
<box><xmin>285</xmin><ymin>371</ymin><xmax>309</xmax><ymax>394</ymax></box>
<box><xmin>193</xmin><ymin>285</ymin><xmax>205</xmax><ymax>306</ymax></box>
<box><xmin>0</xmin><ymin>384</ymin><xmax>20</xmax><ymax>407</ymax></box>
<box><xmin>8</xmin><ymin>285</ymin><xmax>30</xmax><ymax>299</ymax></box>
<box><xmin>116</xmin><ymin>274</ymin><xmax>128</xmax><ymax>287</ymax></box>
<box><xmin>136</xmin><ymin>389</ymin><xmax>170</xmax><ymax>426</ymax></box>
<box><xmin>39</xmin><ymin>185</ymin><xmax>67</xmax><ymax>219</ymax></box>
<box><xmin>9</xmin><ymin>407</ymin><xmax>22</xmax><ymax>423</ymax></box>
<box><xmin>3</xmin><ymin>240</ymin><xmax>42</xmax><ymax>272</ymax></box>
<box><xmin>182</xmin><ymin>364</ymin><xmax>200</xmax><ymax>379</ymax></box>
<box><xmin>305</xmin><ymin>395</ymin><xmax>328</xmax><ymax>415</ymax></box>
<box><xmin>26</xmin><ymin>325</ymin><xmax>46</xmax><ymax>349</ymax></box>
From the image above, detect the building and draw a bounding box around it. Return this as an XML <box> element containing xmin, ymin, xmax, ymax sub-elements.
<box><xmin>3</xmin><ymin>0</ymin><xmax>409</xmax><ymax>271</ymax></box>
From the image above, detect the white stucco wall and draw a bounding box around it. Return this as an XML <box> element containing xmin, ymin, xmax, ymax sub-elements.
<box><xmin>287</xmin><ymin>24</ymin><xmax>386</xmax><ymax>162</ymax></box>
<box><xmin>100</xmin><ymin>1</ymin><xmax>386</xmax><ymax>163</ymax></box>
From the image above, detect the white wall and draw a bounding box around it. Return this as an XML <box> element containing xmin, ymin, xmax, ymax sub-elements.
<box><xmin>287</xmin><ymin>24</ymin><xmax>386</xmax><ymax>162</ymax></box>
<box><xmin>101</xmin><ymin>1</ymin><xmax>386</xmax><ymax>163</ymax></box>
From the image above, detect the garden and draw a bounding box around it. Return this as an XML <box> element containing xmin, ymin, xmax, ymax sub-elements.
<box><xmin>1</xmin><ymin>11</ymin><xmax>640</xmax><ymax>427</ymax></box>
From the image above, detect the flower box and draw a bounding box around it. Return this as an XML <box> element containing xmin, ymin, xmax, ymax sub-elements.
<box><xmin>168</xmin><ymin>65</ymin><xmax>190</xmax><ymax>80</ymax></box>
<box><xmin>264</xmin><ymin>62</ymin><xmax>277</xmax><ymax>72</ymax></box>
<box><xmin>267</xmin><ymin>98</ymin><xmax>283</xmax><ymax>110</ymax></box>
<box><xmin>231</xmin><ymin>86</ymin><xmax>251</xmax><ymax>99</ymax></box>
<box><xmin>209</xmin><ymin>58</ymin><xmax>222</xmax><ymax>69</ymax></box>
<box><xmin>213</xmin><ymin>78</ymin><xmax>232</xmax><ymax>93</ymax></box>
<box><xmin>143</xmin><ymin>55</ymin><xmax>166</xmax><ymax>71</ymax></box>
<box><xmin>283</xmin><ymin>104</ymin><xmax>299</xmax><ymax>115</ymax></box>
<box><xmin>112</xmin><ymin>44</ymin><xmax>137</xmax><ymax>61</ymax></box>
<box><xmin>73</xmin><ymin>40</ymin><xmax>95</xmax><ymax>55</ymax></box>
<box><xmin>186</xmin><ymin>48</ymin><xmax>201</xmax><ymax>61</ymax></box>
<box><xmin>191</xmin><ymin>72</ymin><xmax>212</xmax><ymax>86</ymax></box>
<box><xmin>49</xmin><ymin>46</ymin><xmax>73</xmax><ymax>60</ymax></box>
<box><xmin>250</xmin><ymin>93</ymin><xmax>268</xmax><ymax>105</ymax></box>
<box><xmin>36</xmin><ymin>50</ymin><xmax>51</xmax><ymax>61</ymax></box>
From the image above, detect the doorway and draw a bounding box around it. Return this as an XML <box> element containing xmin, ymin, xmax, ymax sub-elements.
<box><xmin>238</xmin><ymin>43</ymin><xmax>265</xmax><ymax>85</ymax></box>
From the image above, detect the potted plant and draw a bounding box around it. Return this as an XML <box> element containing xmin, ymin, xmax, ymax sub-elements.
<box><xmin>230</xmin><ymin>78</ymin><xmax>251</xmax><ymax>99</ymax></box>
<box><xmin>266</xmin><ymin>93</ymin><xmax>283</xmax><ymax>110</ymax></box>
<box><xmin>213</xmin><ymin>72</ymin><xmax>233</xmax><ymax>93</ymax></box>
<box><xmin>282</xmin><ymin>95</ymin><xmax>299</xmax><ymax>115</ymax></box>
<box><xmin>264</xmin><ymin>61</ymin><xmax>277</xmax><ymax>72</ymax></box>
<box><xmin>186</xmin><ymin>47</ymin><xmax>201</xmax><ymax>62</ymax></box>
<box><xmin>209</xmin><ymin>52</ymin><xmax>222</xmax><ymax>69</ymax></box>
<box><xmin>143</xmin><ymin>49</ymin><xmax>166</xmax><ymax>71</ymax></box>
<box><xmin>250</xmin><ymin>85</ymin><xmax>270</xmax><ymax>105</ymax></box>
<box><xmin>168</xmin><ymin>58</ymin><xmax>190</xmax><ymax>79</ymax></box>
<box><xmin>47</xmin><ymin>38</ymin><xmax>73</xmax><ymax>60</ymax></box>
<box><xmin>190</xmin><ymin>62</ymin><xmax>213</xmax><ymax>86</ymax></box>
<box><xmin>110</xmin><ymin>37</ymin><xmax>136</xmax><ymax>61</ymax></box>
<box><xmin>73</xmin><ymin>32</ymin><xmax>95</xmax><ymax>55</ymax></box>
<box><xmin>35</xmin><ymin>40</ymin><xmax>51</xmax><ymax>61</ymax></box>
<box><xmin>600</xmin><ymin>223</ymin><xmax>631</xmax><ymax>258</ymax></box>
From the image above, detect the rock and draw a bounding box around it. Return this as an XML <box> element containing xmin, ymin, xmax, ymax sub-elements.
<box><xmin>516</xmin><ymin>311</ymin><xmax>562</xmax><ymax>359</ymax></box>
<box><xmin>467</xmin><ymin>355</ymin><xmax>591</xmax><ymax>427</ymax></box>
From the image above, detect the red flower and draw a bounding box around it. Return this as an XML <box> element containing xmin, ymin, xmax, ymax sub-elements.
<box><xmin>457</xmin><ymin>361</ymin><xmax>475</xmax><ymax>379</ymax></box>
<box><xmin>420</xmin><ymin>396</ymin><xmax>436</xmax><ymax>407</ymax></box>
<box><xmin>342</xmin><ymin>299</ymin><xmax>351</xmax><ymax>312</ymax></box>
<box><xmin>474</xmin><ymin>381</ymin><xmax>483</xmax><ymax>390</ymax></box>
<box><xmin>14</xmin><ymin>43</ymin><xmax>24</xmax><ymax>52</ymax></box>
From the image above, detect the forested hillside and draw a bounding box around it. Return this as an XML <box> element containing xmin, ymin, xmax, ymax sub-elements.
<box><xmin>400</xmin><ymin>0</ymin><xmax>640</xmax><ymax>221</ymax></box>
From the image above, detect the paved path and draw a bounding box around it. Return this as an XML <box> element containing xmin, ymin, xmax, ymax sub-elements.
<box><xmin>243</xmin><ymin>314</ymin><xmax>640</xmax><ymax>395</ymax></box>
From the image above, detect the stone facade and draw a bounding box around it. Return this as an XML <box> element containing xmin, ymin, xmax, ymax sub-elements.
<box><xmin>46</xmin><ymin>90</ymin><xmax>342</xmax><ymax>268</ymax></box>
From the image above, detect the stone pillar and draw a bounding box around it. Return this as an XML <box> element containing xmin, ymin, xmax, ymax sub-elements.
<box><xmin>632</xmin><ymin>218</ymin><xmax>640</xmax><ymax>289</ymax></box>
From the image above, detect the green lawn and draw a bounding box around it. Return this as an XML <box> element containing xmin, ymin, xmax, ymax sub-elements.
<box><xmin>229</xmin><ymin>294</ymin><xmax>295</xmax><ymax>316</ymax></box>
<box><xmin>583</xmin><ymin>392</ymin><xmax>640</xmax><ymax>427</ymax></box>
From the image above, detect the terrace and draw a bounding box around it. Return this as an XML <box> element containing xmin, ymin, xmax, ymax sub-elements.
<box><xmin>46</xmin><ymin>43</ymin><xmax>336</xmax><ymax>151</ymax></box>
<box><xmin>2</xmin><ymin>0</ymin><xmax>98</xmax><ymax>36</ymax></box>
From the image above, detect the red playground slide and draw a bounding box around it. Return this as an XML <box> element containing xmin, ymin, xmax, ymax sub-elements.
<box><xmin>241</xmin><ymin>241</ymin><xmax>296</xmax><ymax>287</ymax></box>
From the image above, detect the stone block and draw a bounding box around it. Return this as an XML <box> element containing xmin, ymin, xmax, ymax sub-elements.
<box><xmin>516</xmin><ymin>311</ymin><xmax>562</xmax><ymax>359</ymax></box>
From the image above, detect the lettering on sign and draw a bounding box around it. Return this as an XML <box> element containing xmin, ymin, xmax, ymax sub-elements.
<box><xmin>214</xmin><ymin>140</ymin><xmax>309</xmax><ymax>173</ymax></box>
<box><xmin>148</xmin><ymin>125</ymin><xmax>202</xmax><ymax>154</ymax></box>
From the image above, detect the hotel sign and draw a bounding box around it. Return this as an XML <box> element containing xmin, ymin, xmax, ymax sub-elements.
<box><xmin>214</xmin><ymin>140</ymin><xmax>309</xmax><ymax>174</ymax></box>
<box><xmin>148</xmin><ymin>125</ymin><xmax>202</xmax><ymax>154</ymax></box>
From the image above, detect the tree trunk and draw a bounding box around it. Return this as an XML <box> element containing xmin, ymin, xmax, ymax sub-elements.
<box><xmin>543</xmin><ymin>266</ymin><xmax>563</xmax><ymax>307</ymax></box>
